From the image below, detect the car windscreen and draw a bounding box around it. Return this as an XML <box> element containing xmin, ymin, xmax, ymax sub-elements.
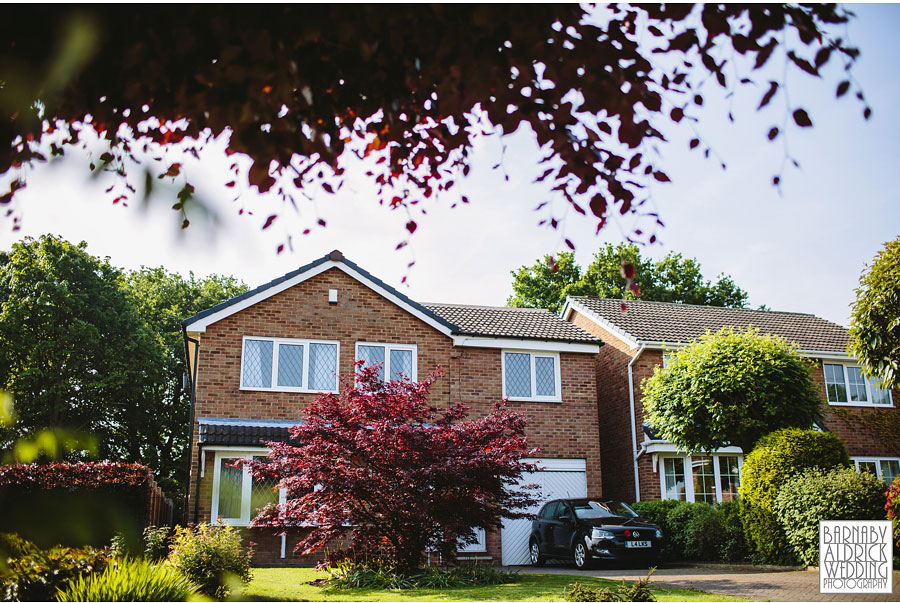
<box><xmin>572</xmin><ymin>500</ymin><xmax>639</xmax><ymax>519</ymax></box>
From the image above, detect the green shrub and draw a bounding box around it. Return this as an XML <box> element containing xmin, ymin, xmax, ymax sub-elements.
<box><xmin>631</xmin><ymin>500</ymin><xmax>747</xmax><ymax>561</ymax></box>
<box><xmin>57</xmin><ymin>558</ymin><xmax>198</xmax><ymax>602</ymax></box>
<box><xmin>774</xmin><ymin>467</ymin><xmax>887</xmax><ymax>567</ymax></box>
<box><xmin>0</xmin><ymin>542</ymin><xmax>111</xmax><ymax>601</ymax></box>
<box><xmin>143</xmin><ymin>526</ymin><xmax>171</xmax><ymax>561</ymax></box>
<box><xmin>887</xmin><ymin>476</ymin><xmax>900</xmax><ymax>547</ymax></box>
<box><xmin>564</xmin><ymin>572</ymin><xmax>656</xmax><ymax>602</ymax></box>
<box><xmin>326</xmin><ymin>559</ymin><xmax>516</xmax><ymax>590</ymax></box>
<box><xmin>0</xmin><ymin>533</ymin><xmax>40</xmax><ymax>559</ymax></box>
<box><xmin>739</xmin><ymin>428</ymin><xmax>850</xmax><ymax>565</ymax></box>
<box><xmin>167</xmin><ymin>523</ymin><xmax>251</xmax><ymax>599</ymax></box>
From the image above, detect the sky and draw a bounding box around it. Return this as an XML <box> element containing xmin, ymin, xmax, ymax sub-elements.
<box><xmin>2</xmin><ymin>4</ymin><xmax>898</xmax><ymax>328</ymax></box>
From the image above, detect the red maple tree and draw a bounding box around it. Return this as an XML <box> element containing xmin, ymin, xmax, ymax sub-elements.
<box><xmin>243</xmin><ymin>364</ymin><xmax>539</xmax><ymax>571</ymax></box>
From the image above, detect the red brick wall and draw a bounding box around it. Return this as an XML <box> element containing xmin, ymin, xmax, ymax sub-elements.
<box><xmin>188</xmin><ymin>267</ymin><xmax>601</xmax><ymax>565</ymax></box>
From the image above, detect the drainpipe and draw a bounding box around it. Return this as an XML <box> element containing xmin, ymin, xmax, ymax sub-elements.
<box><xmin>182</xmin><ymin>325</ymin><xmax>200</xmax><ymax>523</ymax></box>
<box><xmin>627</xmin><ymin>344</ymin><xmax>646</xmax><ymax>502</ymax></box>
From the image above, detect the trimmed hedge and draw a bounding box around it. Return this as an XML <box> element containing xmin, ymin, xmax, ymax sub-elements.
<box><xmin>631</xmin><ymin>500</ymin><xmax>747</xmax><ymax>561</ymax></box>
<box><xmin>739</xmin><ymin>428</ymin><xmax>850</xmax><ymax>565</ymax></box>
<box><xmin>774</xmin><ymin>467</ymin><xmax>887</xmax><ymax>566</ymax></box>
<box><xmin>0</xmin><ymin>462</ymin><xmax>170</xmax><ymax>549</ymax></box>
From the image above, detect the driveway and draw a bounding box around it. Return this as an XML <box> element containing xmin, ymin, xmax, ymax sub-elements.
<box><xmin>506</xmin><ymin>563</ymin><xmax>900</xmax><ymax>602</ymax></box>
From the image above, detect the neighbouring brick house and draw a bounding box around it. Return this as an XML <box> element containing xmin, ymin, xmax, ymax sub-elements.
<box><xmin>182</xmin><ymin>250</ymin><xmax>603</xmax><ymax>566</ymax></box>
<box><xmin>562</xmin><ymin>297</ymin><xmax>900</xmax><ymax>504</ymax></box>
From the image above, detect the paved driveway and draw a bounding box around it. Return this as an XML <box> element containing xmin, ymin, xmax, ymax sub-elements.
<box><xmin>507</xmin><ymin>563</ymin><xmax>900</xmax><ymax>602</ymax></box>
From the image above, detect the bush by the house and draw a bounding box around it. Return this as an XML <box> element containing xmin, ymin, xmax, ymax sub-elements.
<box><xmin>774</xmin><ymin>467</ymin><xmax>887</xmax><ymax>567</ymax></box>
<box><xmin>887</xmin><ymin>477</ymin><xmax>900</xmax><ymax>546</ymax></box>
<box><xmin>0</xmin><ymin>461</ymin><xmax>171</xmax><ymax>550</ymax></box>
<box><xmin>631</xmin><ymin>500</ymin><xmax>747</xmax><ymax>562</ymax></box>
<box><xmin>143</xmin><ymin>526</ymin><xmax>171</xmax><ymax>561</ymax></box>
<box><xmin>739</xmin><ymin>428</ymin><xmax>850</xmax><ymax>565</ymax></box>
<box><xmin>57</xmin><ymin>558</ymin><xmax>199</xmax><ymax>602</ymax></box>
<box><xmin>167</xmin><ymin>523</ymin><xmax>251</xmax><ymax>600</ymax></box>
<box><xmin>0</xmin><ymin>535</ymin><xmax>111</xmax><ymax>601</ymax></box>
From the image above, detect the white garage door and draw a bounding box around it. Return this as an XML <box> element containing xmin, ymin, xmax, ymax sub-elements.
<box><xmin>501</xmin><ymin>458</ymin><xmax>587</xmax><ymax>566</ymax></box>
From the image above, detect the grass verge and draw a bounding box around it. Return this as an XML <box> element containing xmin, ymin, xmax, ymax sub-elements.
<box><xmin>240</xmin><ymin>568</ymin><xmax>750</xmax><ymax>602</ymax></box>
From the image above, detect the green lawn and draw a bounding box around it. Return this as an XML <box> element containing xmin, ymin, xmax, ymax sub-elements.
<box><xmin>240</xmin><ymin>568</ymin><xmax>750</xmax><ymax>602</ymax></box>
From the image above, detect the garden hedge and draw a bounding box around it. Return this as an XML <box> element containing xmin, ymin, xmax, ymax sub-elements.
<box><xmin>0</xmin><ymin>462</ymin><xmax>171</xmax><ymax>549</ymax></box>
<box><xmin>738</xmin><ymin>428</ymin><xmax>850</xmax><ymax>565</ymax></box>
<box><xmin>631</xmin><ymin>500</ymin><xmax>747</xmax><ymax>562</ymax></box>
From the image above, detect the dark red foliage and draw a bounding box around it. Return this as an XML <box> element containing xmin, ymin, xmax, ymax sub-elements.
<box><xmin>0</xmin><ymin>461</ymin><xmax>154</xmax><ymax>492</ymax></box>
<box><xmin>243</xmin><ymin>365</ymin><xmax>539</xmax><ymax>571</ymax></box>
<box><xmin>0</xmin><ymin>5</ymin><xmax>862</xmax><ymax>241</ymax></box>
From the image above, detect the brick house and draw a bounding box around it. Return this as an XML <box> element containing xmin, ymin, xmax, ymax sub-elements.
<box><xmin>562</xmin><ymin>297</ymin><xmax>900</xmax><ymax>504</ymax></box>
<box><xmin>181</xmin><ymin>250</ymin><xmax>603</xmax><ymax>566</ymax></box>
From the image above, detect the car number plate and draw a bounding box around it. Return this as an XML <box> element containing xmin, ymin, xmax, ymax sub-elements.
<box><xmin>625</xmin><ymin>540</ymin><xmax>651</xmax><ymax>549</ymax></box>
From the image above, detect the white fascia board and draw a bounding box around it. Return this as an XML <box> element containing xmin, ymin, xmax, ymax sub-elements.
<box><xmin>198</xmin><ymin>418</ymin><xmax>303</xmax><ymax>428</ymax></box>
<box><xmin>452</xmin><ymin>335</ymin><xmax>600</xmax><ymax>354</ymax></box>
<box><xmin>525</xmin><ymin>457</ymin><xmax>587</xmax><ymax>472</ymax></box>
<box><xmin>641</xmin><ymin>440</ymin><xmax>743</xmax><ymax>455</ymax></box>
<box><xmin>202</xmin><ymin>445</ymin><xmax>271</xmax><ymax>453</ymax></box>
<box><xmin>798</xmin><ymin>349</ymin><xmax>853</xmax><ymax>361</ymax></box>
<box><xmin>187</xmin><ymin>261</ymin><xmax>454</xmax><ymax>337</ymax></box>
<box><xmin>565</xmin><ymin>299</ymin><xmax>641</xmax><ymax>350</ymax></box>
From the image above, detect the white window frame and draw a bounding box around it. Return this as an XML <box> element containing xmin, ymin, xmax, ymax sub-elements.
<box><xmin>823</xmin><ymin>362</ymin><xmax>894</xmax><ymax>408</ymax></box>
<box><xmin>210</xmin><ymin>449</ymin><xmax>286</xmax><ymax>526</ymax></box>
<box><xmin>240</xmin><ymin>336</ymin><xmax>340</xmax><ymax>394</ymax></box>
<box><xmin>354</xmin><ymin>342</ymin><xmax>418</xmax><ymax>381</ymax></box>
<box><xmin>852</xmin><ymin>456</ymin><xmax>900</xmax><ymax>484</ymax></box>
<box><xmin>659</xmin><ymin>454</ymin><xmax>744</xmax><ymax>503</ymax></box>
<box><xmin>501</xmin><ymin>350</ymin><xmax>562</xmax><ymax>402</ymax></box>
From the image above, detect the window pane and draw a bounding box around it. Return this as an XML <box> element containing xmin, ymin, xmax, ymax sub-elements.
<box><xmin>868</xmin><ymin>376</ymin><xmax>893</xmax><ymax>405</ymax></box>
<box><xmin>389</xmin><ymin>349</ymin><xmax>413</xmax><ymax>380</ymax></box>
<box><xmin>242</xmin><ymin>340</ymin><xmax>273</xmax><ymax>388</ymax></box>
<box><xmin>249</xmin><ymin>456</ymin><xmax>280</xmax><ymax>519</ymax></box>
<box><xmin>309</xmin><ymin>343</ymin><xmax>338</xmax><ymax>391</ymax></box>
<box><xmin>217</xmin><ymin>458</ymin><xmax>243</xmax><ymax>519</ymax></box>
<box><xmin>276</xmin><ymin>344</ymin><xmax>304</xmax><ymax>388</ymax></box>
<box><xmin>505</xmin><ymin>353</ymin><xmax>532</xmax><ymax>398</ymax></box>
<box><xmin>824</xmin><ymin>364</ymin><xmax>847</xmax><ymax>403</ymax></box>
<box><xmin>847</xmin><ymin>367</ymin><xmax>868</xmax><ymax>402</ymax></box>
<box><xmin>663</xmin><ymin>458</ymin><xmax>686</xmax><ymax>501</ymax></box>
<box><xmin>535</xmin><ymin>356</ymin><xmax>556</xmax><ymax>397</ymax></box>
<box><xmin>692</xmin><ymin>456</ymin><xmax>716</xmax><ymax>503</ymax></box>
<box><xmin>718</xmin><ymin>456</ymin><xmax>741</xmax><ymax>502</ymax></box>
<box><xmin>880</xmin><ymin>460</ymin><xmax>900</xmax><ymax>485</ymax></box>
<box><xmin>358</xmin><ymin>345</ymin><xmax>385</xmax><ymax>381</ymax></box>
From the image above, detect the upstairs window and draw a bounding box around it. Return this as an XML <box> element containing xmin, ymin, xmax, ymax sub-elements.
<box><xmin>241</xmin><ymin>336</ymin><xmax>339</xmax><ymax>393</ymax></box>
<box><xmin>355</xmin><ymin>343</ymin><xmax>417</xmax><ymax>381</ymax></box>
<box><xmin>824</xmin><ymin>363</ymin><xmax>893</xmax><ymax>407</ymax></box>
<box><xmin>502</xmin><ymin>351</ymin><xmax>561</xmax><ymax>402</ymax></box>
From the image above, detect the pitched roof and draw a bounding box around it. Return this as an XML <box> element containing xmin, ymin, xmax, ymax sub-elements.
<box><xmin>568</xmin><ymin>297</ymin><xmax>849</xmax><ymax>353</ymax></box>
<box><xmin>182</xmin><ymin>250</ymin><xmax>599</xmax><ymax>345</ymax></box>
<box><xmin>424</xmin><ymin>303</ymin><xmax>599</xmax><ymax>343</ymax></box>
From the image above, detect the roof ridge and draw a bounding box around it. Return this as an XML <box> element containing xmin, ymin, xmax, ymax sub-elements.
<box><xmin>575</xmin><ymin>296</ymin><xmax>823</xmax><ymax>319</ymax></box>
<box><xmin>422</xmin><ymin>302</ymin><xmax>551</xmax><ymax>312</ymax></box>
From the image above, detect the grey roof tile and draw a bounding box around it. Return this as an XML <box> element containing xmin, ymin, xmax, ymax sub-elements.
<box><xmin>570</xmin><ymin>297</ymin><xmax>849</xmax><ymax>352</ymax></box>
<box><xmin>424</xmin><ymin>303</ymin><xmax>600</xmax><ymax>344</ymax></box>
<box><xmin>198</xmin><ymin>422</ymin><xmax>298</xmax><ymax>446</ymax></box>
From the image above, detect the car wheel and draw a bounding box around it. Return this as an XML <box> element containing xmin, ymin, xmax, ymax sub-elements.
<box><xmin>573</xmin><ymin>540</ymin><xmax>594</xmax><ymax>570</ymax></box>
<box><xmin>529</xmin><ymin>540</ymin><xmax>545</xmax><ymax>567</ymax></box>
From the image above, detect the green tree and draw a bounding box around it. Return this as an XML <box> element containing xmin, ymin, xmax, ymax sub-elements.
<box><xmin>508</xmin><ymin>244</ymin><xmax>749</xmax><ymax>312</ymax></box>
<box><xmin>849</xmin><ymin>236</ymin><xmax>900</xmax><ymax>391</ymax></box>
<box><xmin>123</xmin><ymin>268</ymin><xmax>247</xmax><ymax>496</ymax></box>
<box><xmin>0</xmin><ymin>236</ymin><xmax>163</xmax><ymax>461</ymax></box>
<box><xmin>642</xmin><ymin>327</ymin><xmax>821</xmax><ymax>454</ymax></box>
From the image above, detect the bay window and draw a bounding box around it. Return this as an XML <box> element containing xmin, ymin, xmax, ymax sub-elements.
<box><xmin>241</xmin><ymin>336</ymin><xmax>339</xmax><ymax>393</ymax></box>
<box><xmin>211</xmin><ymin>451</ymin><xmax>284</xmax><ymax>526</ymax></box>
<box><xmin>660</xmin><ymin>454</ymin><xmax>743</xmax><ymax>503</ymax></box>
<box><xmin>853</xmin><ymin>457</ymin><xmax>900</xmax><ymax>485</ymax></box>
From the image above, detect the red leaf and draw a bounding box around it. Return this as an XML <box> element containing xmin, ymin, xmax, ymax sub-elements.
<box><xmin>689</xmin><ymin>138</ymin><xmax>700</xmax><ymax>149</ymax></box>
<box><xmin>406</xmin><ymin>220</ymin><xmax>417</xmax><ymax>234</ymax></box>
<box><xmin>621</xmin><ymin>263</ymin><xmax>635</xmax><ymax>280</ymax></box>
<box><xmin>564</xmin><ymin>238</ymin><xmax>575</xmax><ymax>250</ymax></box>
<box><xmin>262</xmin><ymin>214</ymin><xmax>277</xmax><ymax>229</ymax></box>
<box><xmin>652</xmin><ymin>171</ymin><xmax>670</xmax><ymax>183</ymax></box>
<box><xmin>589</xmin><ymin>193</ymin><xmax>607</xmax><ymax>218</ymax></box>
<box><xmin>767</xmin><ymin>127</ymin><xmax>779</xmax><ymax>141</ymax></box>
<box><xmin>836</xmin><ymin>80</ymin><xmax>850</xmax><ymax>98</ymax></box>
<box><xmin>792</xmin><ymin>108</ymin><xmax>813</xmax><ymax>128</ymax></box>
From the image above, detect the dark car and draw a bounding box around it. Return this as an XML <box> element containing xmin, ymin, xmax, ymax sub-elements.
<box><xmin>528</xmin><ymin>499</ymin><xmax>663</xmax><ymax>569</ymax></box>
